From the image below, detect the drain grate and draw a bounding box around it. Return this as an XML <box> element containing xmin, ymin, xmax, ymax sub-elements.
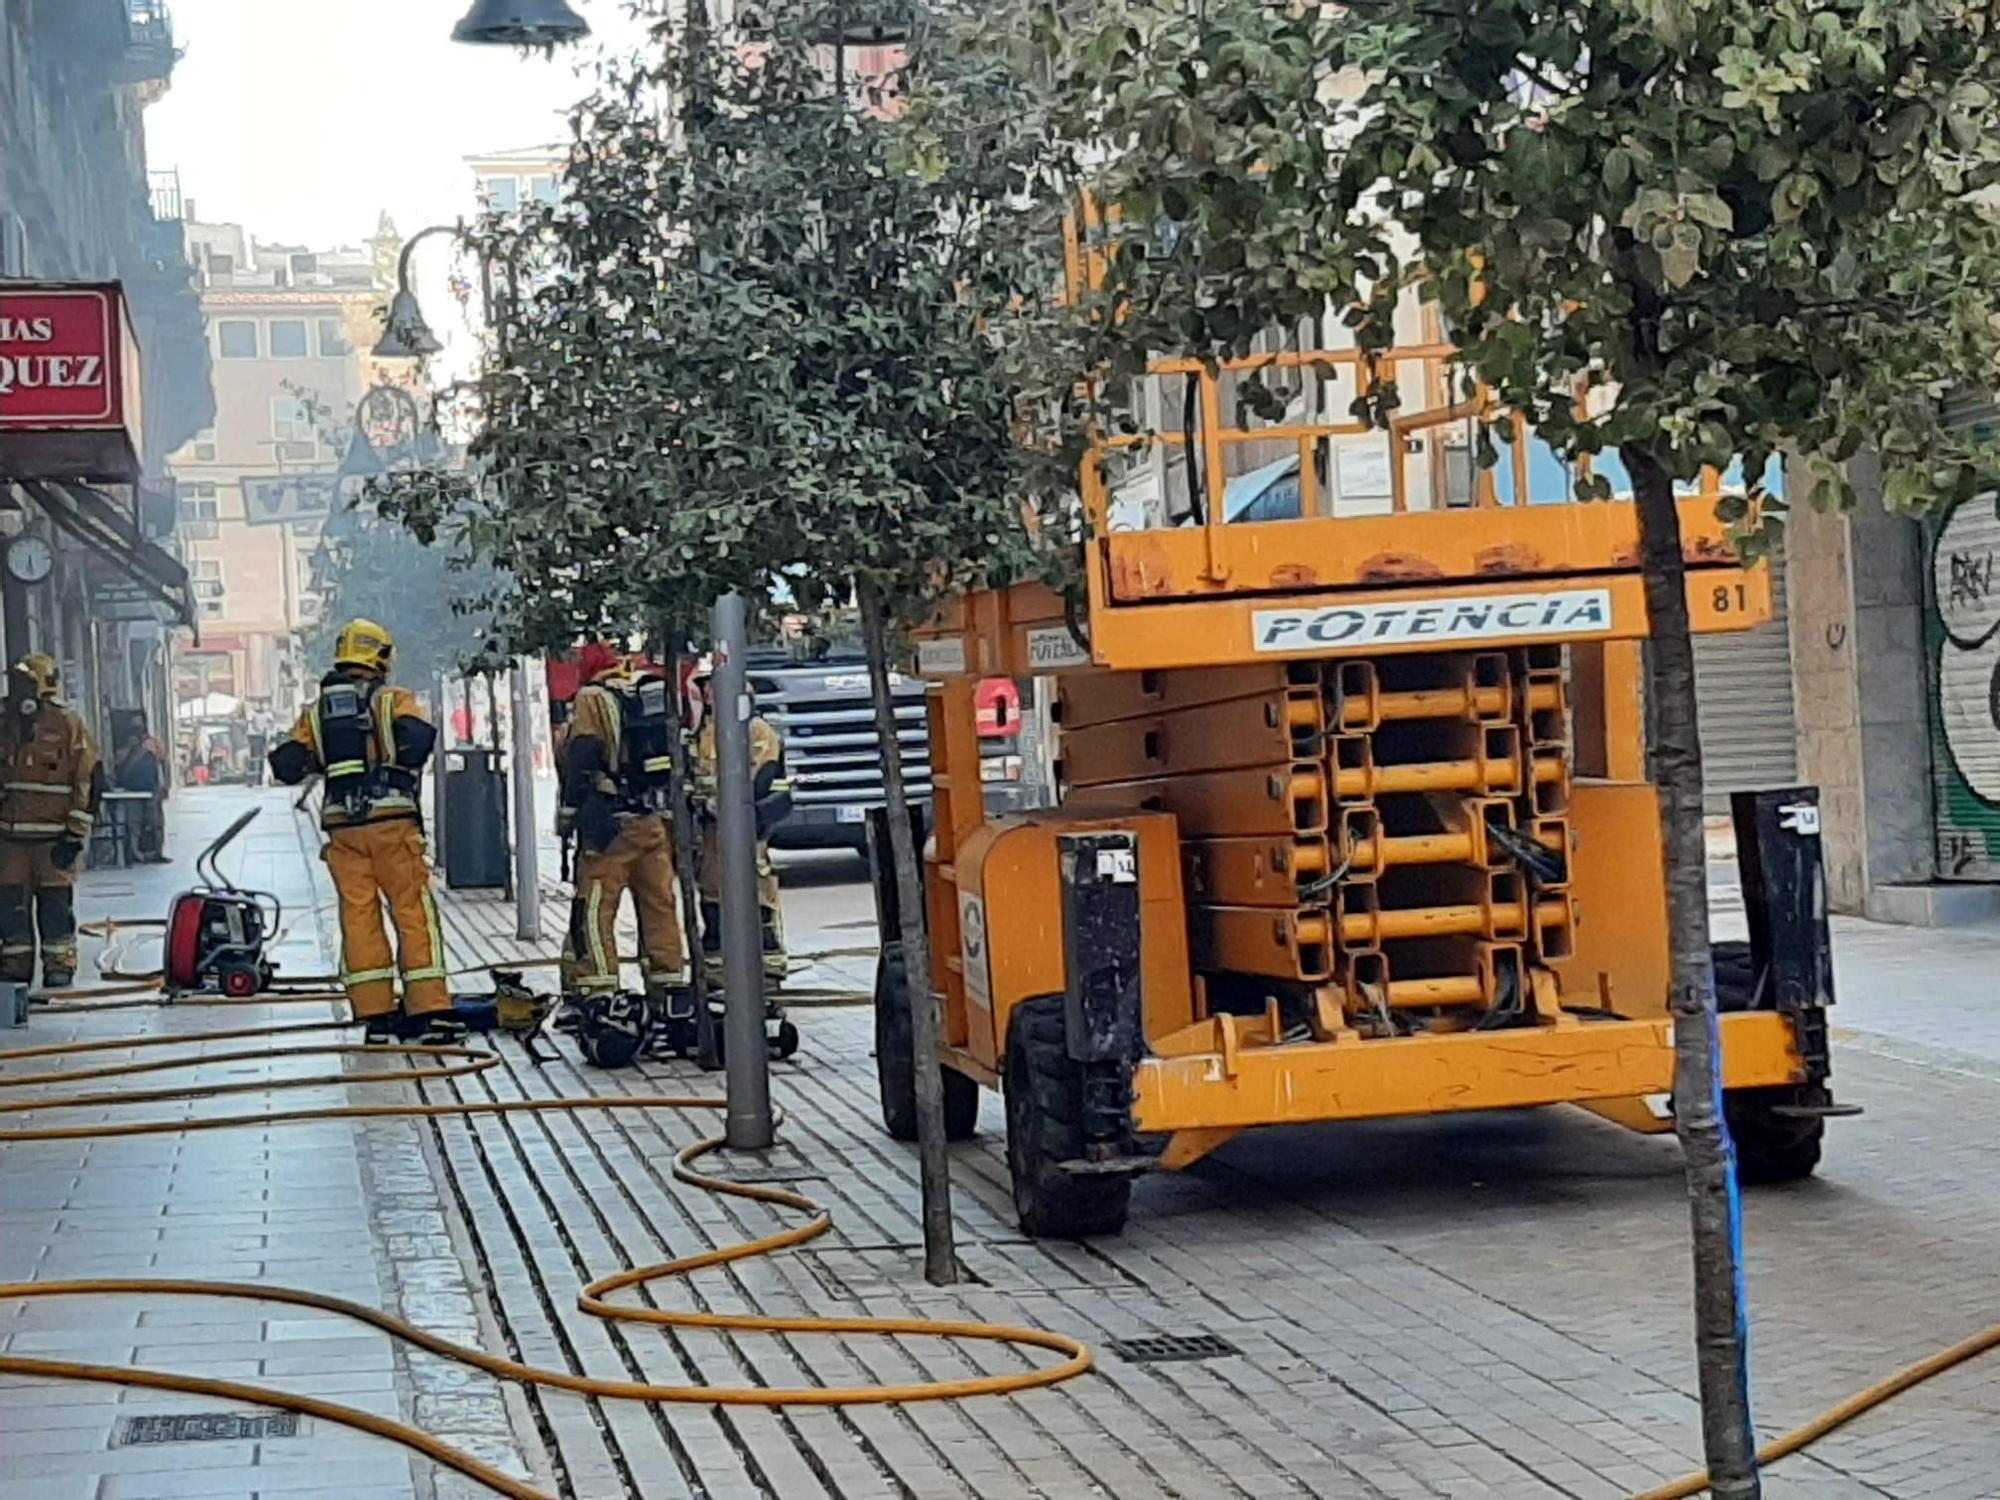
<box><xmin>115</xmin><ymin>1412</ymin><xmax>300</xmax><ymax>1446</ymax></box>
<box><xmin>1107</xmin><ymin>1332</ymin><xmax>1240</xmax><ymax>1364</ymax></box>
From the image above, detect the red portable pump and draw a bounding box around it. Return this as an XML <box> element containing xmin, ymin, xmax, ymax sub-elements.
<box><xmin>164</xmin><ymin>807</ymin><xmax>281</xmax><ymax>998</ymax></box>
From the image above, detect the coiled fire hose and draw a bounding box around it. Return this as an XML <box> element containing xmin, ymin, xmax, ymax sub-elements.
<box><xmin>0</xmin><ymin>996</ymin><xmax>1091</xmax><ymax>1500</ymax></box>
<box><xmin>5</xmin><ymin>986</ymin><xmax>1995</xmax><ymax>1498</ymax></box>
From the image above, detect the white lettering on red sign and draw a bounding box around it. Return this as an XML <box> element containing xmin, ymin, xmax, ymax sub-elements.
<box><xmin>0</xmin><ymin>287</ymin><xmax>123</xmax><ymax>427</ymax></box>
<box><xmin>0</xmin><ymin>355</ymin><xmax>104</xmax><ymax>394</ymax></box>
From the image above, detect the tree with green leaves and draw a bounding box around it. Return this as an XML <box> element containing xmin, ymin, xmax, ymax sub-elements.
<box><xmin>1035</xmin><ymin>1</ymin><xmax>2000</xmax><ymax>1490</ymax></box>
<box><xmin>375</xmin><ymin>0</ymin><xmax>1072</xmax><ymax>1281</ymax></box>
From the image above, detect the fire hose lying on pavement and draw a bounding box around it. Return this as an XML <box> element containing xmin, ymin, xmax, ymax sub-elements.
<box><xmin>0</xmin><ymin>987</ymin><xmax>1091</xmax><ymax>1500</ymax></box>
<box><xmin>0</xmin><ymin>984</ymin><xmax>1994</xmax><ymax>1500</ymax></box>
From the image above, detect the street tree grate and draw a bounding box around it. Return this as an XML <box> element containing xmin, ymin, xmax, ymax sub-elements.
<box><xmin>115</xmin><ymin>1412</ymin><xmax>300</xmax><ymax>1446</ymax></box>
<box><xmin>1106</xmin><ymin>1333</ymin><xmax>1240</xmax><ymax>1363</ymax></box>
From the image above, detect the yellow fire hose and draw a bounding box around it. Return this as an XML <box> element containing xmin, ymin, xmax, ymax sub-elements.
<box><xmin>0</xmin><ymin>997</ymin><xmax>1092</xmax><ymax>1500</ymax></box>
<box><xmin>5</xmin><ymin>987</ymin><xmax>1996</xmax><ymax>1498</ymax></box>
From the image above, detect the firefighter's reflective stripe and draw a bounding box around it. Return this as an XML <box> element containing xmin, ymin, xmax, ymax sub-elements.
<box><xmin>642</xmin><ymin>755</ymin><xmax>674</xmax><ymax>775</ymax></box>
<box><xmin>403</xmin><ymin>884</ymin><xmax>447</xmax><ymax>983</ymax></box>
<box><xmin>342</xmin><ymin>965</ymin><xmax>399</xmax><ymax>986</ymax></box>
<box><xmin>325</xmin><ymin>759</ymin><xmax>368</xmax><ymax>778</ymax></box>
<box><xmin>4</xmin><ymin>782</ymin><xmax>66</xmax><ymax>794</ymax></box>
<box><xmin>1</xmin><ymin>821</ymin><xmax>67</xmax><ymax>836</ymax></box>
<box><xmin>375</xmin><ymin>688</ymin><xmax>401</xmax><ymax>761</ymax></box>
<box><xmin>579</xmin><ymin>878</ymin><xmax>618</xmax><ymax>992</ymax></box>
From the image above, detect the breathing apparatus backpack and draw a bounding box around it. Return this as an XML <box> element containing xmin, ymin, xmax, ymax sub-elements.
<box><xmin>317</xmin><ymin>679</ymin><xmax>416</xmax><ymax>816</ymax></box>
<box><xmin>614</xmin><ymin>675</ymin><xmax>676</xmax><ymax>809</ymax></box>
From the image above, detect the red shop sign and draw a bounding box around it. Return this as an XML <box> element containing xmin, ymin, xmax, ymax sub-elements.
<box><xmin>0</xmin><ymin>283</ymin><xmax>143</xmax><ymax>482</ymax></box>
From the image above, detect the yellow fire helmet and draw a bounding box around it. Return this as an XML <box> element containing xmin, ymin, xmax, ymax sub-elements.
<box><xmin>13</xmin><ymin>653</ymin><xmax>58</xmax><ymax>697</ymax></box>
<box><xmin>333</xmin><ymin>618</ymin><xmax>396</xmax><ymax>674</ymax></box>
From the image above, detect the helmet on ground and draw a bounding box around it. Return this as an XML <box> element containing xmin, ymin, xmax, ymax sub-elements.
<box><xmin>576</xmin><ymin>640</ymin><xmax>623</xmax><ymax>683</ymax></box>
<box><xmin>13</xmin><ymin>653</ymin><xmax>58</xmax><ymax>697</ymax></box>
<box><xmin>333</xmin><ymin>618</ymin><xmax>395</xmax><ymax>673</ymax></box>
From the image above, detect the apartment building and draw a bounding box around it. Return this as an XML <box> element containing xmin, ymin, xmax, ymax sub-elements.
<box><xmin>0</xmin><ymin>0</ymin><xmax>211</xmax><ymax>745</ymax></box>
<box><xmin>166</xmin><ymin>226</ymin><xmax>390</xmax><ymax>717</ymax></box>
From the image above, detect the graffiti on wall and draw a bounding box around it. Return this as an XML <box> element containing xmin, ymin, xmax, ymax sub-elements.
<box><xmin>1928</xmin><ymin>491</ymin><xmax>2000</xmax><ymax>878</ymax></box>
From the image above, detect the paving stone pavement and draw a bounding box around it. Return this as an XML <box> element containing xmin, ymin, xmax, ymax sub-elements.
<box><xmin>420</xmin><ymin>838</ymin><xmax>2000</xmax><ymax>1500</ymax></box>
<box><xmin>0</xmin><ymin>786</ymin><xmax>535</xmax><ymax>1500</ymax></box>
<box><xmin>7</xmin><ymin>787</ymin><xmax>2000</xmax><ymax>1499</ymax></box>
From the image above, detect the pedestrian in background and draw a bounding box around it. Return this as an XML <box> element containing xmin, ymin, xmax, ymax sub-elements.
<box><xmin>112</xmin><ymin>712</ymin><xmax>168</xmax><ymax>863</ymax></box>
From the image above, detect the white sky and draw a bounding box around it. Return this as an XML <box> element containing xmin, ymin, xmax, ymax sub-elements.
<box><xmin>145</xmin><ymin>0</ymin><xmax>648</xmax><ymax>249</ymax></box>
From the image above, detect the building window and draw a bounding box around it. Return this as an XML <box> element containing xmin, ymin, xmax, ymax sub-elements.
<box><xmin>189</xmin><ymin>557</ymin><xmax>226</xmax><ymax>618</ymax></box>
<box><xmin>184</xmin><ymin>426</ymin><xmax>217</xmax><ymax>462</ymax></box>
<box><xmin>270</xmin><ymin>396</ymin><xmax>318</xmax><ymax>462</ymax></box>
<box><xmin>317</xmin><ymin>318</ymin><xmax>351</xmax><ymax>357</ymax></box>
<box><xmin>290</xmin><ymin>252</ymin><xmax>319</xmax><ymax>277</ymax></box>
<box><xmin>217</xmin><ymin>320</ymin><xmax>259</xmax><ymax>359</ymax></box>
<box><xmin>528</xmin><ymin>174</ymin><xmax>559</xmax><ymax>206</ymax></box>
<box><xmin>481</xmin><ymin>176</ymin><xmax>521</xmax><ymax>212</ymax></box>
<box><xmin>206</xmin><ymin>252</ymin><xmax>235</xmax><ymax>280</ymax></box>
<box><xmin>180</xmin><ymin>481</ymin><xmax>221</xmax><ymax>539</ymax></box>
<box><xmin>268</xmin><ymin>319</ymin><xmax>310</xmax><ymax>359</ymax></box>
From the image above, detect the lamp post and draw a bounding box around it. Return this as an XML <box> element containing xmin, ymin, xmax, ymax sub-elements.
<box><xmin>373</xmin><ymin>225</ymin><xmax>459</xmax><ymax>360</ymax></box>
<box><xmin>374</xmin><ymin>232</ymin><xmax>543</xmax><ymax>940</ymax></box>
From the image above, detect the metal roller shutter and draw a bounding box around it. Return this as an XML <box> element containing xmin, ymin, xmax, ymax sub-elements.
<box><xmin>1693</xmin><ymin>547</ymin><xmax>1797</xmax><ymax>813</ymax></box>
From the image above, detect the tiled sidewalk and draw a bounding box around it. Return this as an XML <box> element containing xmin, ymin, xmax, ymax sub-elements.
<box><xmin>8</xmin><ymin>787</ymin><xmax>2000</xmax><ymax>1499</ymax></box>
<box><xmin>0</xmin><ymin>787</ymin><xmax>534</xmax><ymax>1500</ymax></box>
<box><xmin>427</xmin><ymin>853</ymin><xmax>2000</xmax><ymax>1499</ymax></box>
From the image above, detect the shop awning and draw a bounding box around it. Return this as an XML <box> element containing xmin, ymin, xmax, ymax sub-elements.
<box><xmin>18</xmin><ymin>479</ymin><xmax>195</xmax><ymax>630</ymax></box>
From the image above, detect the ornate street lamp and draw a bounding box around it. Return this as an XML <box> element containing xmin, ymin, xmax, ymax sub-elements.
<box><xmin>372</xmin><ymin>225</ymin><xmax>459</xmax><ymax>360</ymax></box>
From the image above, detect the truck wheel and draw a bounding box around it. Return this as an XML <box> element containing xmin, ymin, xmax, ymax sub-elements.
<box><xmin>1711</xmin><ymin>941</ymin><xmax>1823</xmax><ymax>1182</ymax></box>
<box><xmin>1004</xmin><ymin>994</ymin><xmax>1131</xmax><ymax>1238</ymax></box>
<box><xmin>874</xmin><ymin>943</ymin><xmax>979</xmax><ymax>1143</ymax></box>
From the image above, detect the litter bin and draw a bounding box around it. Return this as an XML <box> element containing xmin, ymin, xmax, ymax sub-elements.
<box><xmin>444</xmin><ymin>747</ymin><xmax>511</xmax><ymax>890</ymax></box>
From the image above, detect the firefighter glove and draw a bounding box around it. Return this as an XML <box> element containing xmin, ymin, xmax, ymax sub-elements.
<box><xmin>51</xmin><ymin>839</ymin><xmax>83</xmax><ymax>871</ymax></box>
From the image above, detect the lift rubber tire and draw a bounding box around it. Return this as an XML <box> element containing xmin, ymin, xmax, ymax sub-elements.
<box><xmin>1004</xmin><ymin>994</ymin><xmax>1131</xmax><ymax>1239</ymax></box>
<box><xmin>874</xmin><ymin>943</ymin><xmax>979</xmax><ymax>1143</ymax></box>
<box><xmin>1711</xmin><ymin>940</ymin><xmax>1824</xmax><ymax>1183</ymax></box>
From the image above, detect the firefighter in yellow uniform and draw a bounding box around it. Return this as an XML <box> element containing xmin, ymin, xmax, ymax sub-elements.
<box><xmin>268</xmin><ymin>620</ymin><xmax>459</xmax><ymax>1044</ymax></box>
<box><xmin>558</xmin><ymin>642</ymin><xmax>687</xmax><ymax>1005</ymax></box>
<box><xmin>691</xmin><ymin>667</ymin><xmax>790</xmax><ymax>982</ymax></box>
<box><xmin>0</xmin><ymin>654</ymin><xmax>101</xmax><ymax>989</ymax></box>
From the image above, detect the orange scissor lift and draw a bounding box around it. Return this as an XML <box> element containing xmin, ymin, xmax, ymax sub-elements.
<box><xmin>869</xmin><ymin>306</ymin><xmax>1842</xmax><ymax>1237</ymax></box>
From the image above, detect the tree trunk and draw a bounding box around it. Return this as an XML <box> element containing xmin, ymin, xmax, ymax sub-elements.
<box><xmin>857</xmin><ymin>578</ymin><xmax>958</xmax><ymax>1286</ymax></box>
<box><xmin>659</xmin><ymin>633</ymin><xmax>720</xmax><ymax>1070</ymax></box>
<box><xmin>1624</xmin><ymin>442</ymin><xmax>1761</xmax><ymax>1500</ymax></box>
